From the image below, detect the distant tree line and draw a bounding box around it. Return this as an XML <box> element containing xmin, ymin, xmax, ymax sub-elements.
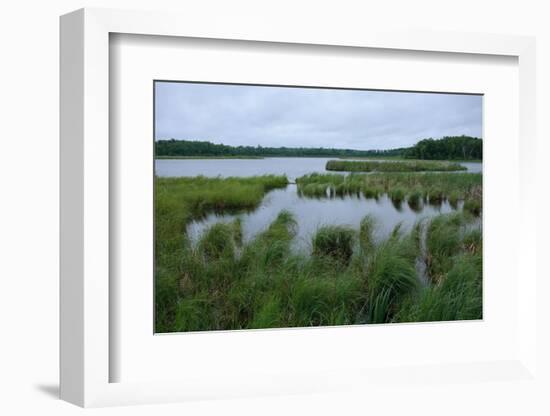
<box><xmin>402</xmin><ymin>136</ymin><xmax>482</xmax><ymax>160</ymax></box>
<box><xmin>155</xmin><ymin>139</ymin><xmax>406</xmax><ymax>158</ymax></box>
<box><xmin>155</xmin><ymin>135</ymin><xmax>482</xmax><ymax>160</ymax></box>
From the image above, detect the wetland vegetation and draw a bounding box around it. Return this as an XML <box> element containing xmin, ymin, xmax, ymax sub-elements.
<box><xmin>155</xmin><ymin>172</ymin><xmax>482</xmax><ymax>332</ymax></box>
<box><xmin>325</xmin><ymin>159</ymin><xmax>467</xmax><ymax>172</ymax></box>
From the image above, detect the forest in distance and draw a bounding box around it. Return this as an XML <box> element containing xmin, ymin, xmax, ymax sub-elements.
<box><xmin>155</xmin><ymin>135</ymin><xmax>482</xmax><ymax>161</ymax></box>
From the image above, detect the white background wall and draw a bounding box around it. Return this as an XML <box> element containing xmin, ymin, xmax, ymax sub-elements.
<box><xmin>0</xmin><ymin>1</ymin><xmax>548</xmax><ymax>415</ymax></box>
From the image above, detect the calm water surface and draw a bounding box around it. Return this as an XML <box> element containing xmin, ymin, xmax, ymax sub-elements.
<box><xmin>187</xmin><ymin>185</ymin><xmax>461</xmax><ymax>253</ymax></box>
<box><xmin>156</xmin><ymin>157</ymin><xmax>482</xmax><ymax>180</ymax></box>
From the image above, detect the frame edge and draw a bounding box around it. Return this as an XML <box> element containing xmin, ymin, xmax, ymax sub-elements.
<box><xmin>59</xmin><ymin>8</ymin><xmax>85</xmax><ymax>407</ymax></box>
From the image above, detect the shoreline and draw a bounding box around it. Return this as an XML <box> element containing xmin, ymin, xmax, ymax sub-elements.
<box><xmin>155</xmin><ymin>156</ymin><xmax>482</xmax><ymax>163</ymax></box>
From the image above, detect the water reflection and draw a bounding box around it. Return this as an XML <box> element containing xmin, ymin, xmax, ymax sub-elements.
<box><xmin>187</xmin><ymin>185</ymin><xmax>461</xmax><ymax>252</ymax></box>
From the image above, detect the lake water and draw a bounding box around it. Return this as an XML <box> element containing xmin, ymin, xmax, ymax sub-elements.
<box><xmin>156</xmin><ymin>157</ymin><xmax>482</xmax><ymax>180</ymax></box>
<box><xmin>187</xmin><ymin>185</ymin><xmax>460</xmax><ymax>253</ymax></box>
<box><xmin>156</xmin><ymin>157</ymin><xmax>480</xmax><ymax>251</ymax></box>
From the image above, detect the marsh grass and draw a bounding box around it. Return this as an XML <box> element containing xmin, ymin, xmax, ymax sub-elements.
<box><xmin>326</xmin><ymin>159</ymin><xmax>467</xmax><ymax>172</ymax></box>
<box><xmin>395</xmin><ymin>253</ymin><xmax>482</xmax><ymax>322</ymax></box>
<box><xmin>390</xmin><ymin>188</ymin><xmax>405</xmax><ymax>203</ymax></box>
<box><xmin>464</xmin><ymin>198</ymin><xmax>482</xmax><ymax>216</ymax></box>
<box><xmin>394</xmin><ymin>212</ymin><xmax>482</xmax><ymax>322</ymax></box>
<box><xmin>448</xmin><ymin>191</ymin><xmax>460</xmax><ymax>209</ymax></box>
<box><xmin>156</xmin><ymin>175</ymin><xmax>482</xmax><ymax>332</ymax></box>
<box><xmin>425</xmin><ymin>213</ymin><xmax>464</xmax><ymax>282</ymax></box>
<box><xmin>296</xmin><ymin>172</ymin><xmax>481</xmax><ymax>213</ymax></box>
<box><xmin>359</xmin><ymin>215</ymin><xmax>376</xmax><ymax>254</ymax></box>
<box><xmin>198</xmin><ymin>222</ymin><xmax>238</xmax><ymax>261</ymax></box>
<box><xmin>365</xmin><ymin>236</ymin><xmax>420</xmax><ymax>323</ymax></box>
<box><xmin>155</xmin><ymin>175</ymin><xmax>288</xmax><ymax>331</ymax></box>
<box><xmin>312</xmin><ymin>226</ymin><xmax>356</xmax><ymax>265</ymax></box>
<box><xmin>407</xmin><ymin>190</ymin><xmax>422</xmax><ymax>212</ymax></box>
<box><xmin>300</xmin><ymin>183</ymin><xmax>329</xmax><ymax>198</ymax></box>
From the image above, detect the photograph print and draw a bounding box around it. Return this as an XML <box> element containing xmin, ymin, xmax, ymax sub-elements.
<box><xmin>154</xmin><ymin>81</ymin><xmax>483</xmax><ymax>333</ymax></box>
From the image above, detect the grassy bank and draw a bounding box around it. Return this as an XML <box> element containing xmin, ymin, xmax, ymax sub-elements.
<box><xmin>156</xmin><ymin>175</ymin><xmax>482</xmax><ymax>332</ymax></box>
<box><xmin>155</xmin><ymin>175</ymin><xmax>289</xmax><ymax>330</ymax></box>
<box><xmin>326</xmin><ymin>159</ymin><xmax>467</xmax><ymax>172</ymax></box>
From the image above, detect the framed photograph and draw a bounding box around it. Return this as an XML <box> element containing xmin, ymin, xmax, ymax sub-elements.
<box><xmin>153</xmin><ymin>80</ymin><xmax>484</xmax><ymax>335</ymax></box>
<box><xmin>60</xmin><ymin>8</ymin><xmax>538</xmax><ymax>408</ymax></box>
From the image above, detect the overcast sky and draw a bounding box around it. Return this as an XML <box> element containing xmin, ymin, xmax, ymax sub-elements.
<box><xmin>155</xmin><ymin>82</ymin><xmax>482</xmax><ymax>150</ymax></box>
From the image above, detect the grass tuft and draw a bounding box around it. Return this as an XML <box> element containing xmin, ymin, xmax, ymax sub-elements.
<box><xmin>359</xmin><ymin>215</ymin><xmax>376</xmax><ymax>254</ymax></box>
<box><xmin>365</xmin><ymin>238</ymin><xmax>420</xmax><ymax>323</ymax></box>
<box><xmin>312</xmin><ymin>226</ymin><xmax>356</xmax><ymax>265</ymax></box>
<box><xmin>464</xmin><ymin>198</ymin><xmax>482</xmax><ymax>216</ymax></box>
<box><xmin>198</xmin><ymin>222</ymin><xmax>237</xmax><ymax>261</ymax></box>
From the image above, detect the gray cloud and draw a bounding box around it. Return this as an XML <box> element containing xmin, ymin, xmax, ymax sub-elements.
<box><xmin>155</xmin><ymin>82</ymin><xmax>482</xmax><ymax>150</ymax></box>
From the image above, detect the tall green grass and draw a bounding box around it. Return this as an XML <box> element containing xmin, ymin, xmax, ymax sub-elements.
<box><xmin>312</xmin><ymin>226</ymin><xmax>355</xmax><ymax>265</ymax></box>
<box><xmin>296</xmin><ymin>172</ymin><xmax>482</xmax><ymax>212</ymax></box>
<box><xmin>156</xmin><ymin>175</ymin><xmax>482</xmax><ymax>332</ymax></box>
<box><xmin>407</xmin><ymin>190</ymin><xmax>423</xmax><ymax>211</ymax></box>
<box><xmin>394</xmin><ymin>253</ymin><xmax>482</xmax><ymax>322</ymax></box>
<box><xmin>394</xmin><ymin>211</ymin><xmax>482</xmax><ymax>322</ymax></box>
<box><xmin>359</xmin><ymin>215</ymin><xmax>376</xmax><ymax>254</ymax></box>
<box><xmin>155</xmin><ymin>175</ymin><xmax>288</xmax><ymax>331</ymax></box>
<box><xmin>365</xmin><ymin>236</ymin><xmax>420</xmax><ymax>323</ymax></box>
<box><xmin>426</xmin><ymin>212</ymin><xmax>465</xmax><ymax>282</ymax></box>
<box><xmin>326</xmin><ymin>159</ymin><xmax>467</xmax><ymax>172</ymax></box>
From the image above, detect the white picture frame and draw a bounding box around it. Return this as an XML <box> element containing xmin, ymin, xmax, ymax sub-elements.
<box><xmin>60</xmin><ymin>7</ymin><xmax>538</xmax><ymax>408</ymax></box>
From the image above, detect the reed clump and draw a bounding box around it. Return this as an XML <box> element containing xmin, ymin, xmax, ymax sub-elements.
<box><xmin>326</xmin><ymin>159</ymin><xmax>467</xmax><ymax>172</ymax></box>
<box><xmin>312</xmin><ymin>226</ymin><xmax>356</xmax><ymax>265</ymax></box>
<box><xmin>198</xmin><ymin>222</ymin><xmax>238</xmax><ymax>261</ymax></box>
<box><xmin>464</xmin><ymin>198</ymin><xmax>482</xmax><ymax>216</ymax></box>
<box><xmin>394</xmin><ymin>252</ymin><xmax>482</xmax><ymax>322</ymax></box>
<box><xmin>365</xmin><ymin>237</ymin><xmax>420</xmax><ymax>323</ymax></box>
<box><xmin>359</xmin><ymin>215</ymin><xmax>376</xmax><ymax>254</ymax></box>
<box><xmin>407</xmin><ymin>190</ymin><xmax>422</xmax><ymax>211</ymax></box>
<box><xmin>296</xmin><ymin>172</ymin><xmax>482</xmax><ymax>212</ymax></box>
